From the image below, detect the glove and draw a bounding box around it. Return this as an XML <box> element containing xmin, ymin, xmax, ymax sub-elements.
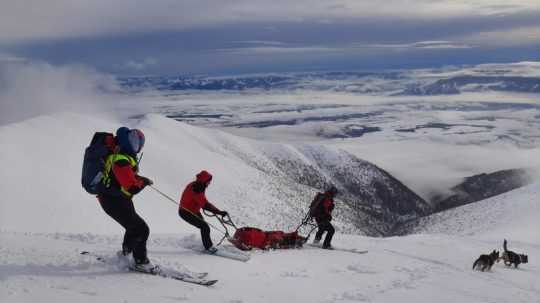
<box><xmin>141</xmin><ymin>177</ymin><xmax>153</xmax><ymax>186</ymax></box>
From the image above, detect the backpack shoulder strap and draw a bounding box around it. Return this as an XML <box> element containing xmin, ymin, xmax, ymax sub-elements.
<box><xmin>102</xmin><ymin>153</ymin><xmax>137</xmax><ymax>187</ymax></box>
<box><xmin>309</xmin><ymin>192</ymin><xmax>325</xmax><ymax>217</ymax></box>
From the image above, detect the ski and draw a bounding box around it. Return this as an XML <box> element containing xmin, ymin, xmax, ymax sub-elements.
<box><xmin>306</xmin><ymin>244</ymin><xmax>368</xmax><ymax>255</ymax></box>
<box><xmin>80</xmin><ymin>250</ymin><xmax>131</xmax><ymax>268</ymax></box>
<box><xmin>196</xmin><ymin>246</ymin><xmax>250</xmax><ymax>262</ymax></box>
<box><xmin>80</xmin><ymin>251</ymin><xmax>216</xmax><ymax>286</ymax></box>
<box><xmin>127</xmin><ymin>264</ymin><xmax>217</xmax><ymax>286</ymax></box>
<box><xmin>81</xmin><ymin>251</ymin><xmax>208</xmax><ymax>279</ymax></box>
<box><xmin>179</xmin><ymin>268</ymin><xmax>208</xmax><ymax>279</ymax></box>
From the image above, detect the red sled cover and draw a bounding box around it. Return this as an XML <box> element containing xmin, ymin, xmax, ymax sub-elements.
<box><xmin>231</xmin><ymin>227</ymin><xmax>307</xmax><ymax>251</ymax></box>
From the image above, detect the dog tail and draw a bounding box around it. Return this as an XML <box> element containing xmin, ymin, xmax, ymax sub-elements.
<box><xmin>503</xmin><ymin>239</ymin><xmax>508</xmax><ymax>252</ymax></box>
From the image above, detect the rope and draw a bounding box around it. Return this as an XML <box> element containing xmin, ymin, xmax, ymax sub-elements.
<box><xmin>150</xmin><ymin>184</ymin><xmax>317</xmax><ymax>247</ymax></box>
<box><xmin>148</xmin><ymin>185</ymin><xmax>229</xmax><ymax>238</ymax></box>
<box><xmin>203</xmin><ymin>209</ymin><xmax>239</xmax><ymax>246</ymax></box>
<box><xmin>294</xmin><ymin>212</ymin><xmax>319</xmax><ymax>241</ymax></box>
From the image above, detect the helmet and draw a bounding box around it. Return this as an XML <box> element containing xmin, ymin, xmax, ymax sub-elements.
<box><xmin>116</xmin><ymin>127</ymin><xmax>145</xmax><ymax>154</ymax></box>
<box><xmin>128</xmin><ymin>129</ymin><xmax>145</xmax><ymax>153</ymax></box>
<box><xmin>326</xmin><ymin>185</ymin><xmax>338</xmax><ymax>195</ymax></box>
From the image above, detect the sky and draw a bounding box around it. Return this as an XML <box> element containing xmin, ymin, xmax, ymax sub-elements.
<box><xmin>1</xmin><ymin>0</ymin><xmax>540</xmax><ymax>75</ymax></box>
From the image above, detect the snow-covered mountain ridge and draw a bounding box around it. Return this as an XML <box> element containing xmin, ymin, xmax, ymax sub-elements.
<box><xmin>404</xmin><ymin>181</ymin><xmax>540</xmax><ymax>242</ymax></box>
<box><xmin>119</xmin><ymin>61</ymin><xmax>540</xmax><ymax>95</ymax></box>
<box><xmin>1</xmin><ymin>111</ymin><xmax>539</xmax><ymax>303</ymax></box>
<box><xmin>0</xmin><ymin>112</ymin><xmax>428</xmax><ymax>236</ymax></box>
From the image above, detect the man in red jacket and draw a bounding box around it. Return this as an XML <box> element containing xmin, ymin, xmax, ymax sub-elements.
<box><xmin>311</xmin><ymin>186</ymin><xmax>337</xmax><ymax>249</ymax></box>
<box><xmin>179</xmin><ymin>170</ymin><xmax>228</xmax><ymax>254</ymax></box>
<box><xmin>97</xmin><ymin>127</ymin><xmax>154</xmax><ymax>271</ymax></box>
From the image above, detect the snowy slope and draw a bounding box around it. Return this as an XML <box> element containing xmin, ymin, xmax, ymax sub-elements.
<box><xmin>407</xmin><ymin>182</ymin><xmax>540</xmax><ymax>242</ymax></box>
<box><xmin>0</xmin><ymin>112</ymin><xmax>427</xmax><ymax>236</ymax></box>
<box><xmin>0</xmin><ymin>112</ymin><xmax>314</xmax><ymax>234</ymax></box>
<box><xmin>2</xmin><ymin>113</ymin><xmax>540</xmax><ymax>303</ymax></box>
<box><xmin>2</xmin><ymin>224</ymin><xmax>539</xmax><ymax>302</ymax></box>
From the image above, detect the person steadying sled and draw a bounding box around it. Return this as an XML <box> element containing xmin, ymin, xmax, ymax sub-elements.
<box><xmin>310</xmin><ymin>186</ymin><xmax>338</xmax><ymax>250</ymax></box>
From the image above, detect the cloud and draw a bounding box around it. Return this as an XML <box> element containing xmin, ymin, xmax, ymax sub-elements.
<box><xmin>216</xmin><ymin>40</ymin><xmax>473</xmax><ymax>57</ymax></box>
<box><xmin>117</xmin><ymin>57</ymin><xmax>158</xmax><ymax>72</ymax></box>
<box><xmin>2</xmin><ymin>1</ymin><xmax>539</xmax><ymax>75</ymax></box>
<box><xmin>0</xmin><ymin>53</ymin><xmax>27</xmax><ymax>63</ymax></box>
<box><xmin>463</xmin><ymin>25</ymin><xmax>540</xmax><ymax>47</ymax></box>
<box><xmin>1</xmin><ymin>0</ymin><xmax>539</xmax><ymax>43</ymax></box>
<box><xmin>366</xmin><ymin>41</ymin><xmax>473</xmax><ymax>50</ymax></box>
<box><xmin>0</xmin><ymin>61</ymin><xmax>120</xmax><ymax>125</ymax></box>
<box><xmin>217</xmin><ymin>45</ymin><xmax>347</xmax><ymax>55</ymax></box>
<box><xmin>235</xmin><ymin>40</ymin><xmax>286</xmax><ymax>46</ymax></box>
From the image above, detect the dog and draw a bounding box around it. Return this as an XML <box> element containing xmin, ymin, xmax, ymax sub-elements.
<box><xmin>500</xmin><ymin>239</ymin><xmax>528</xmax><ymax>268</ymax></box>
<box><xmin>473</xmin><ymin>250</ymin><xmax>499</xmax><ymax>271</ymax></box>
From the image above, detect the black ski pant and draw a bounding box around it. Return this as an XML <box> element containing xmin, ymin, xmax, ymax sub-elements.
<box><xmin>98</xmin><ymin>195</ymin><xmax>149</xmax><ymax>263</ymax></box>
<box><xmin>179</xmin><ymin>209</ymin><xmax>213</xmax><ymax>250</ymax></box>
<box><xmin>314</xmin><ymin>218</ymin><xmax>335</xmax><ymax>248</ymax></box>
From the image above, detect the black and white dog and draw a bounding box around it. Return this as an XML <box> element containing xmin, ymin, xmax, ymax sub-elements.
<box><xmin>473</xmin><ymin>250</ymin><xmax>499</xmax><ymax>271</ymax></box>
<box><xmin>500</xmin><ymin>239</ymin><xmax>528</xmax><ymax>268</ymax></box>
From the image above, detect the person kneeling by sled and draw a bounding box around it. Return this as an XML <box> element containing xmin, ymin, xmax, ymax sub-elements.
<box><xmin>179</xmin><ymin>170</ymin><xmax>228</xmax><ymax>254</ymax></box>
<box><xmin>310</xmin><ymin>186</ymin><xmax>338</xmax><ymax>249</ymax></box>
<box><xmin>97</xmin><ymin>127</ymin><xmax>155</xmax><ymax>271</ymax></box>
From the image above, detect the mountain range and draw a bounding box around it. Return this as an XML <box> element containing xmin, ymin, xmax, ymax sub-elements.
<box><xmin>118</xmin><ymin>62</ymin><xmax>540</xmax><ymax>95</ymax></box>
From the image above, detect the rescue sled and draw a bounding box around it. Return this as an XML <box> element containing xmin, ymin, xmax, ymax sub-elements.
<box><xmin>206</xmin><ymin>210</ymin><xmax>315</xmax><ymax>251</ymax></box>
<box><xmin>230</xmin><ymin>227</ymin><xmax>307</xmax><ymax>251</ymax></box>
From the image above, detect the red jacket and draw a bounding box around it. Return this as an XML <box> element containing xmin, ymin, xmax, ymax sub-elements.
<box><xmin>322</xmin><ymin>197</ymin><xmax>334</xmax><ymax>216</ymax></box>
<box><xmin>180</xmin><ymin>182</ymin><xmax>219</xmax><ymax>214</ymax></box>
<box><xmin>98</xmin><ymin>135</ymin><xmax>147</xmax><ymax>199</ymax></box>
<box><xmin>112</xmin><ymin>160</ymin><xmax>146</xmax><ymax>195</ymax></box>
<box><xmin>106</xmin><ymin>154</ymin><xmax>146</xmax><ymax>198</ymax></box>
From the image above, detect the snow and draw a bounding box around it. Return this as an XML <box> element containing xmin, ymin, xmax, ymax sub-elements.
<box><xmin>1</xmin><ymin>109</ymin><xmax>540</xmax><ymax>302</ymax></box>
<box><xmin>409</xmin><ymin>183</ymin><xmax>540</xmax><ymax>242</ymax></box>
<box><xmin>2</xmin><ymin>229</ymin><xmax>539</xmax><ymax>302</ymax></box>
<box><xmin>0</xmin><ymin>112</ymin><xmax>310</xmax><ymax>234</ymax></box>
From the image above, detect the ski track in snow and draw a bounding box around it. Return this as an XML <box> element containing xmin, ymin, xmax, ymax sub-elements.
<box><xmin>1</xmin><ymin>229</ymin><xmax>540</xmax><ymax>303</ymax></box>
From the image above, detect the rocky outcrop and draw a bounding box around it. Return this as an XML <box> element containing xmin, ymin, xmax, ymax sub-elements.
<box><xmin>431</xmin><ymin>168</ymin><xmax>533</xmax><ymax>212</ymax></box>
<box><xmin>394</xmin><ymin>168</ymin><xmax>534</xmax><ymax>235</ymax></box>
<box><xmin>255</xmin><ymin>144</ymin><xmax>431</xmax><ymax>236</ymax></box>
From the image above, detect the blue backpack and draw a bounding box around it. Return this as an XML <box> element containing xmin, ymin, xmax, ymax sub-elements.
<box><xmin>81</xmin><ymin>132</ymin><xmax>114</xmax><ymax>195</ymax></box>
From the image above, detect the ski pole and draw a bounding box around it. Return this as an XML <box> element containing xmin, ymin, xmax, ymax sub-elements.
<box><xmin>148</xmin><ymin>185</ymin><xmax>229</xmax><ymax>237</ymax></box>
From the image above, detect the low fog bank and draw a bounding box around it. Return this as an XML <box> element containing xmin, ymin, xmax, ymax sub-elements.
<box><xmin>0</xmin><ymin>61</ymin><xmax>121</xmax><ymax>126</ymax></box>
<box><xmin>337</xmin><ymin>140</ymin><xmax>540</xmax><ymax>201</ymax></box>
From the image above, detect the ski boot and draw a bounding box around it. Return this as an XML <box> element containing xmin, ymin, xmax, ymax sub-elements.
<box><xmin>322</xmin><ymin>244</ymin><xmax>334</xmax><ymax>250</ymax></box>
<box><xmin>133</xmin><ymin>257</ymin><xmax>159</xmax><ymax>273</ymax></box>
<box><xmin>206</xmin><ymin>246</ymin><xmax>218</xmax><ymax>254</ymax></box>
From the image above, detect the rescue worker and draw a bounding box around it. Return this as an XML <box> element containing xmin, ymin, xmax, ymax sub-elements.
<box><xmin>179</xmin><ymin>170</ymin><xmax>228</xmax><ymax>253</ymax></box>
<box><xmin>97</xmin><ymin>127</ymin><xmax>154</xmax><ymax>271</ymax></box>
<box><xmin>311</xmin><ymin>186</ymin><xmax>337</xmax><ymax>249</ymax></box>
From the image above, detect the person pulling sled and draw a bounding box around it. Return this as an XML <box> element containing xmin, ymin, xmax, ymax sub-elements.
<box><xmin>82</xmin><ymin>127</ymin><xmax>155</xmax><ymax>271</ymax></box>
<box><xmin>309</xmin><ymin>186</ymin><xmax>338</xmax><ymax>249</ymax></box>
<box><xmin>179</xmin><ymin>170</ymin><xmax>229</xmax><ymax>254</ymax></box>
